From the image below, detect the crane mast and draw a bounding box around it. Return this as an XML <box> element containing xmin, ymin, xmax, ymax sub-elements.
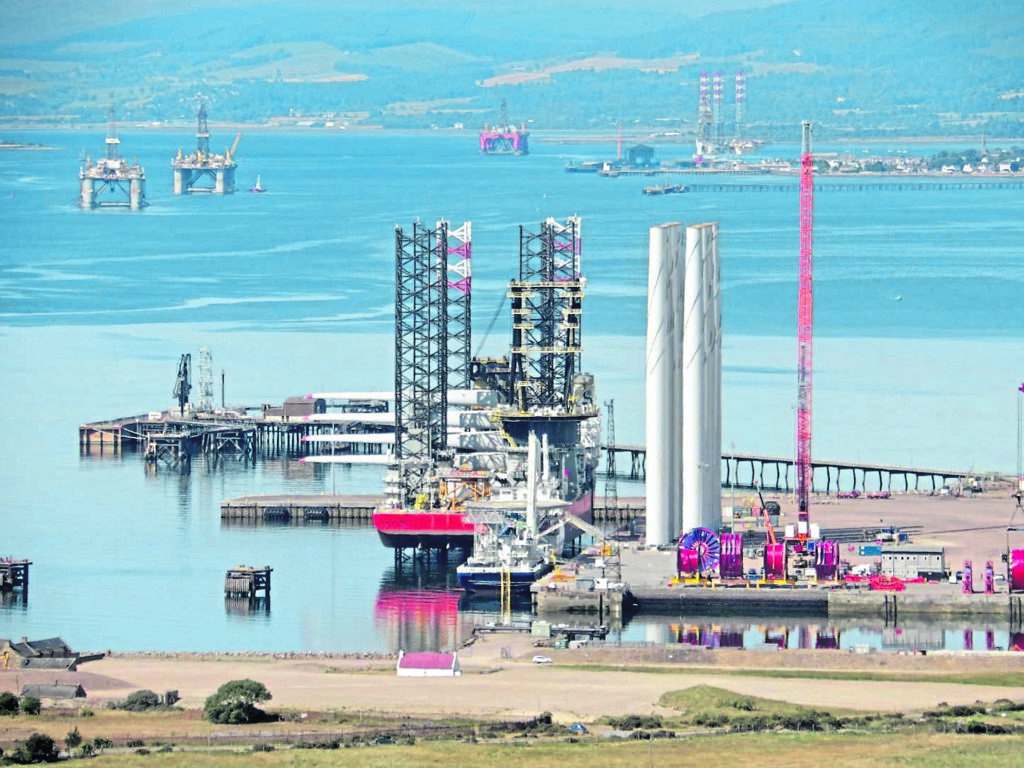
<box><xmin>796</xmin><ymin>121</ymin><xmax>814</xmax><ymax>536</ymax></box>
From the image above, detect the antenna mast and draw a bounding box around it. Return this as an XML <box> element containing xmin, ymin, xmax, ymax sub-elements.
<box><xmin>796</xmin><ymin>121</ymin><xmax>814</xmax><ymax>538</ymax></box>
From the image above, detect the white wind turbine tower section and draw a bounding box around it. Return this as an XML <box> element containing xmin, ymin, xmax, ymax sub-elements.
<box><xmin>701</xmin><ymin>223</ymin><xmax>722</xmax><ymax>531</ymax></box>
<box><xmin>682</xmin><ymin>222</ymin><xmax>722</xmax><ymax>534</ymax></box>
<box><xmin>645</xmin><ymin>223</ymin><xmax>684</xmax><ymax>546</ymax></box>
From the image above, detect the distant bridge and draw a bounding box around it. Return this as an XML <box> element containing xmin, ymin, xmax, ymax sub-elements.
<box><xmin>602</xmin><ymin>445</ymin><xmax>979</xmax><ymax>495</ymax></box>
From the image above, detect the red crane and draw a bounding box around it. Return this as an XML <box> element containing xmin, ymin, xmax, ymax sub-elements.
<box><xmin>796</xmin><ymin>121</ymin><xmax>814</xmax><ymax>541</ymax></box>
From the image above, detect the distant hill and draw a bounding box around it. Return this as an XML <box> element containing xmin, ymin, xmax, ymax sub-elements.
<box><xmin>1</xmin><ymin>0</ymin><xmax>1021</xmax><ymax>139</ymax></box>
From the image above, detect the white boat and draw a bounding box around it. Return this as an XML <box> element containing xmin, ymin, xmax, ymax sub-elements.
<box><xmin>457</xmin><ymin>433</ymin><xmax>567</xmax><ymax>591</ymax></box>
<box><xmin>249</xmin><ymin>175</ymin><xmax>265</xmax><ymax>193</ymax></box>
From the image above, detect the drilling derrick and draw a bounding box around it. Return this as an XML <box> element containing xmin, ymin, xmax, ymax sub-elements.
<box><xmin>507</xmin><ymin>216</ymin><xmax>583</xmax><ymax>412</ymax></box>
<box><xmin>796</xmin><ymin>121</ymin><xmax>815</xmax><ymax>538</ymax></box>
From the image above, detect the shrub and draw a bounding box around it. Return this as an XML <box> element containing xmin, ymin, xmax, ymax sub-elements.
<box><xmin>79</xmin><ymin>708</ymin><xmax>94</xmax><ymax>717</ymax></box>
<box><xmin>252</xmin><ymin>743</ymin><xmax>275</xmax><ymax>752</ymax></box>
<box><xmin>125</xmin><ymin>738</ymin><xmax>145</xmax><ymax>748</ymax></box>
<box><xmin>92</xmin><ymin>737</ymin><xmax>114</xmax><ymax>750</ymax></box>
<box><xmin>731</xmin><ymin>697</ymin><xmax>757</xmax><ymax>711</ymax></box>
<box><xmin>65</xmin><ymin>727</ymin><xmax>82</xmax><ymax>749</ymax></box>
<box><xmin>204</xmin><ymin>679</ymin><xmax>272</xmax><ymax>725</ymax></box>
<box><xmin>80</xmin><ymin>743</ymin><xmax>95</xmax><ymax>757</ymax></box>
<box><xmin>124</xmin><ymin>689</ymin><xmax>162</xmax><ymax>712</ymax></box>
<box><xmin>692</xmin><ymin>712</ymin><xmax>729</xmax><ymax>728</ymax></box>
<box><xmin>607</xmin><ymin>714</ymin><xmax>663</xmax><ymax>730</ymax></box>
<box><xmin>0</xmin><ymin>691</ymin><xmax>19</xmax><ymax>716</ymax></box>
<box><xmin>19</xmin><ymin>697</ymin><xmax>41</xmax><ymax>716</ymax></box>
<box><xmin>948</xmin><ymin>704</ymin><xmax>985</xmax><ymax>717</ymax></box>
<box><xmin>992</xmin><ymin>699</ymin><xmax>1024</xmax><ymax>712</ymax></box>
<box><xmin>14</xmin><ymin>733</ymin><xmax>60</xmax><ymax>763</ymax></box>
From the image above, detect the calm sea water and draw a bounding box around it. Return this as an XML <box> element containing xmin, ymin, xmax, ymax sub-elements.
<box><xmin>1</xmin><ymin>130</ymin><xmax>1022</xmax><ymax>652</ymax></box>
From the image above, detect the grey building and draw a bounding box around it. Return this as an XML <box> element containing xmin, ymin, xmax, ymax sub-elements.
<box><xmin>881</xmin><ymin>545</ymin><xmax>946</xmax><ymax>580</ymax></box>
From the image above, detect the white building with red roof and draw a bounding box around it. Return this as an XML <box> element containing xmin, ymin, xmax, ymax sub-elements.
<box><xmin>395</xmin><ymin>650</ymin><xmax>461</xmax><ymax>677</ymax></box>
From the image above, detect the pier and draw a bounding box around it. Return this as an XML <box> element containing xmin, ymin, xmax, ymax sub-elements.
<box><xmin>221</xmin><ymin>494</ymin><xmax>380</xmax><ymax>522</ymax></box>
<box><xmin>224</xmin><ymin>565</ymin><xmax>272</xmax><ymax>598</ymax></box>
<box><xmin>0</xmin><ymin>560</ymin><xmax>30</xmax><ymax>590</ymax></box>
<box><xmin>80</xmin><ymin>408</ymin><xmax>390</xmax><ymax>468</ymax></box>
<box><xmin>603</xmin><ymin>444</ymin><xmax>975</xmax><ymax>494</ymax></box>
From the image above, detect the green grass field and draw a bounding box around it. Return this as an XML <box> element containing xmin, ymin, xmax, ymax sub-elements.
<box><xmin>37</xmin><ymin>732</ymin><xmax>1024</xmax><ymax>768</ymax></box>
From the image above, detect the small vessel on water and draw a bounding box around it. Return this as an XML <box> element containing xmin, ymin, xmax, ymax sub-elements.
<box><xmin>457</xmin><ymin>433</ymin><xmax>566</xmax><ymax>591</ymax></box>
<box><xmin>249</xmin><ymin>175</ymin><xmax>265</xmax><ymax>193</ymax></box>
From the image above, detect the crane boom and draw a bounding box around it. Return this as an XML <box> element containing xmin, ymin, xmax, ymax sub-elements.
<box><xmin>796</xmin><ymin>121</ymin><xmax>814</xmax><ymax>537</ymax></box>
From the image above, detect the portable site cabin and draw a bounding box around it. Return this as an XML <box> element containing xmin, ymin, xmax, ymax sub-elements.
<box><xmin>395</xmin><ymin>651</ymin><xmax>461</xmax><ymax>677</ymax></box>
<box><xmin>880</xmin><ymin>544</ymin><xmax>946</xmax><ymax>580</ymax></box>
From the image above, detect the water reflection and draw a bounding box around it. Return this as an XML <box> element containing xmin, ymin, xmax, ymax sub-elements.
<box><xmin>225</xmin><ymin>595</ymin><xmax>271</xmax><ymax>616</ymax></box>
<box><xmin>627</xmin><ymin>615</ymin><xmax>1024</xmax><ymax>653</ymax></box>
<box><xmin>0</xmin><ymin>589</ymin><xmax>28</xmax><ymax>610</ymax></box>
<box><xmin>374</xmin><ymin>557</ymin><xmax>532</xmax><ymax>653</ymax></box>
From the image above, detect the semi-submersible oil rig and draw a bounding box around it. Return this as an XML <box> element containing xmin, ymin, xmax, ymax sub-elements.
<box><xmin>479</xmin><ymin>99</ymin><xmax>529</xmax><ymax>156</ymax></box>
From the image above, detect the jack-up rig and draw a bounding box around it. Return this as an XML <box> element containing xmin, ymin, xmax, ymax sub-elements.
<box><xmin>694</xmin><ymin>70</ymin><xmax>757</xmax><ymax>161</ymax></box>
<box><xmin>172</xmin><ymin>105</ymin><xmax>241</xmax><ymax>194</ymax></box>
<box><xmin>371</xmin><ymin>216</ymin><xmax>600</xmax><ymax>590</ymax></box>
<box><xmin>479</xmin><ymin>99</ymin><xmax>530</xmax><ymax>156</ymax></box>
<box><xmin>78</xmin><ymin>108</ymin><xmax>147</xmax><ymax>210</ymax></box>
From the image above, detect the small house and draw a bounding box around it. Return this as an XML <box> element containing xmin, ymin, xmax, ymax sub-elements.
<box><xmin>880</xmin><ymin>544</ymin><xmax>945</xmax><ymax>580</ymax></box>
<box><xmin>396</xmin><ymin>650</ymin><xmax>461</xmax><ymax>677</ymax></box>
<box><xmin>20</xmin><ymin>684</ymin><xmax>86</xmax><ymax>700</ymax></box>
<box><xmin>2</xmin><ymin>637</ymin><xmax>78</xmax><ymax>670</ymax></box>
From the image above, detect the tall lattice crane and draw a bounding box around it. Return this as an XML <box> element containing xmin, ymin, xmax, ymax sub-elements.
<box><xmin>796</xmin><ymin>121</ymin><xmax>814</xmax><ymax>539</ymax></box>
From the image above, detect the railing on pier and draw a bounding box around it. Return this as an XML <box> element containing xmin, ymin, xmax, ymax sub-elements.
<box><xmin>601</xmin><ymin>444</ymin><xmax>977</xmax><ymax>495</ymax></box>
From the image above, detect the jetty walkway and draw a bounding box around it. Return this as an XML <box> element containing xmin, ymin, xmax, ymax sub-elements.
<box><xmin>604</xmin><ymin>444</ymin><xmax>978</xmax><ymax>495</ymax></box>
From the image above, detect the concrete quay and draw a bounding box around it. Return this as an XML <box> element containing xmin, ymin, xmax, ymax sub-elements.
<box><xmin>533</xmin><ymin>542</ymin><xmax>1024</xmax><ymax>622</ymax></box>
<box><xmin>220</xmin><ymin>494</ymin><xmax>380</xmax><ymax>522</ymax></box>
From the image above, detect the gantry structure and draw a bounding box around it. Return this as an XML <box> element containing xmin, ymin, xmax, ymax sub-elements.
<box><xmin>391</xmin><ymin>220</ymin><xmax>473</xmax><ymax>505</ymax></box>
<box><xmin>507</xmin><ymin>216</ymin><xmax>584</xmax><ymax>413</ymax></box>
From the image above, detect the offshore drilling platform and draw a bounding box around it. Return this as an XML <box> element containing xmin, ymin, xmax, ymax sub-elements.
<box><xmin>172</xmin><ymin>105</ymin><xmax>240</xmax><ymax>194</ymax></box>
<box><xmin>78</xmin><ymin>109</ymin><xmax>147</xmax><ymax>210</ymax></box>
<box><xmin>479</xmin><ymin>99</ymin><xmax>530</xmax><ymax>156</ymax></box>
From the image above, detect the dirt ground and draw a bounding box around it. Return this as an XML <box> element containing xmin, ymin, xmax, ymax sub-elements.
<box><xmin>4</xmin><ymin>634</ymin><xmax>1024</xmax><ymax>725</ymax></box>
<box><xmin>3</xmin><ymin>487</ymin><xmax>1023</xmax><ymax>724</ymax></box>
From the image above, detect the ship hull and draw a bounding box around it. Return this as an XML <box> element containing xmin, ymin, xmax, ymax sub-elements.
<box><xmin>373</xmin><ymin>491</ymin><xmax>593</xmax><ymax>550</ymax></box>
<box><xmin>372</xmin><ymin>510</ymin><xmax>476</xmax><ymax>550</ymax></box>
<box><xmin>457</xmin><ymin>560</ymin><xmax>553</xmax><ymax>592</ymax></box>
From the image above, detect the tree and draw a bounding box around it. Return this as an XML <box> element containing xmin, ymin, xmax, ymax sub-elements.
<box><xmin>19</xmin><ymin>696</ymin><xmax>41</xmax><ymax>716</ymax></box>
<box><xmin>204</xmin><ymin>679</ymin><xmax>272</xmax><ymax>725</ymax></box>
<box><xmin>0</xmin><ymin>691</ymin><xmax>19</xmax><ymax>715</ymax></box>
<box><xmin>14</xmin><ymin>733</ymin><xmax>60</xmax><ymax>763</ymax></box>
<box><xmin>123</xmin><ymin>689</ymin><xmax>162</xmax><ymax>712</ymax></box>
<box><xmin>65</xmin><ymin>726</ymin><xmax>82</xmax><ymax>750</ymax></box>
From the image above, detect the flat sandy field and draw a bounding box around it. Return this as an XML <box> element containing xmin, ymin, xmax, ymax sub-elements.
<box><xmin>2</xmin><ymin>485</ymin><xmax>1023</xmax><ymax>733</ymax></box>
